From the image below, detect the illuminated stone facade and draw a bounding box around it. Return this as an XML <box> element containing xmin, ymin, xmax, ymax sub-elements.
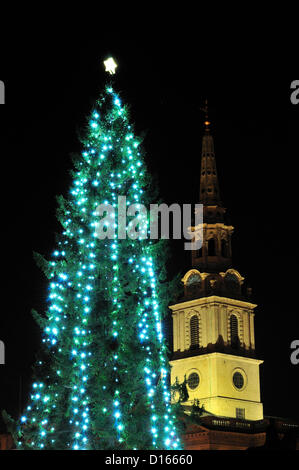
<box><xmin>170</xmin><ymin>119</ymin><xmax>264</xmax><ymax>423</ymax></box>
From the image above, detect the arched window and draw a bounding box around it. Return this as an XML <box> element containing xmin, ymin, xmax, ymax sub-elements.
<box><xmin>225</xmin><ymin>272</ymin><xmax>240</xmax><ymax>293</ymax></box>
<box><xmin>221</xmin><ymin>239</ymin><xmax>227</xmax><ymax>257</ymax></box>
<box><xmin>208</xmin><ymin>238</ymin><xmax>216</xmax><ymax>256</ymax></box>
<box><xmin>186</xmin><ymin>273</ymin><xmax>201</xmax><ymax>286</ymax></box>
<box><xmin>230</xmin><ymin>314</ymin><xmax>239</xmax><ymax>349</ymax></box>
<box><xmin>186</xmin><ymin>273</ymin><xmax>201</xmax><ymax>298</ymax></box>
<box><xmin>190</xmin><ymin>315</ymin><xmax>200</xmax><ymax>349</ymax></box>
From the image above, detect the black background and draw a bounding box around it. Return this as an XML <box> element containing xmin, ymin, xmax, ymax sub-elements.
<box><xmin>0</xmin><ymin>20</ymin><xmax>298</xmax><ymax>429</ymax></box>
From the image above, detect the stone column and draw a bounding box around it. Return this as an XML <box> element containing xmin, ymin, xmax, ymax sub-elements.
<box><xmin>172</xmin><ymin>312</ymin><xmax>178</xmax><ymax>352</ymax></box>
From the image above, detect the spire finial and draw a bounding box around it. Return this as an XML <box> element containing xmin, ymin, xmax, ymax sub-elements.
<box><xmin>200</xmin><ymin>99</ymin><xmax>211</xmax><ymax>132</ymax></box>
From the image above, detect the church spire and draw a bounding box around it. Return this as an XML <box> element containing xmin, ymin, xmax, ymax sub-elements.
<box><xmin>191</xmin><ymin>102</ymin><xmax>233</xmax><ymax>272</ymax></box>
<box><xmin>199</xmin><ymin>100</ymin><xmax>222</xmax><ymax>208</ymax></box>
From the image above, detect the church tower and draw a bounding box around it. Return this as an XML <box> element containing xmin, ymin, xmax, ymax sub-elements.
<box><xmin>169</xmin><ymin>108</ymin><xmax>263</xmax><ymax>422</ymax></box>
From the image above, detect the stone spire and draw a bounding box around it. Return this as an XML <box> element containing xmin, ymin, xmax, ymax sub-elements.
<box><xmin>199</xmin><ymin>101</ymin><xmax>224</xmax><ymax>221</ymax></box>
<box><xmin>191</xmin><ymin>102</ymin><xmax>233</xmax><ymax>271</ymax></box>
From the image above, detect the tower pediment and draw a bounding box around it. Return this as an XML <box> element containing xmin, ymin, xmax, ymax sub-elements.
<box><xmin>181</xmin><ymin>268</ymin><xmax>248</xmax><ymax>302</ymax></box>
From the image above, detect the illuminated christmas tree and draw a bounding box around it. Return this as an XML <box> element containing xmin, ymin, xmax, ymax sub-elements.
<box><xmin>15</xmin><ymin>60</ymin><xmax>181</xmax><ymax>450</ymax></box>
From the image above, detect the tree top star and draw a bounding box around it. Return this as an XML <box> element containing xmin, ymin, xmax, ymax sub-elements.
<box><xmin>104</xmin><ymin>57</ymin><xmax>118</xmax><ymax>75</ymax></box>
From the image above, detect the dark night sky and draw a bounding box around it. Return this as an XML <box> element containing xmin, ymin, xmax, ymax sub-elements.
<box><xmin>0</xmin><ymin>27</ymin><xmax>298</xmax><ymax>428</ymax></box>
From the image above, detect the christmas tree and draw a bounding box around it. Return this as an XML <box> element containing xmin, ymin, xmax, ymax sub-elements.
<box><xmin>15</xmin><ymin>60</ymin><xmax>181</xmax><ymax>450</ymax></box>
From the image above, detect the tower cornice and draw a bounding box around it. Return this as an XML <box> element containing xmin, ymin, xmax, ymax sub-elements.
<box><xmin>169</xmin><ymin>295</ymin><xmax>257</xmax><ymax>312</ymax></box>
<box><xmin>169</xmin><ymin>352</ymin><xmax>263</xmax><ymax>366</ymax></box>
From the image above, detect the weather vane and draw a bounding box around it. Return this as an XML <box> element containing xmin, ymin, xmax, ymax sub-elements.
<box><xmin>103</xmin><ymin>57</ymin><xmax>118</xmax><ymax>75</ymax></box>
